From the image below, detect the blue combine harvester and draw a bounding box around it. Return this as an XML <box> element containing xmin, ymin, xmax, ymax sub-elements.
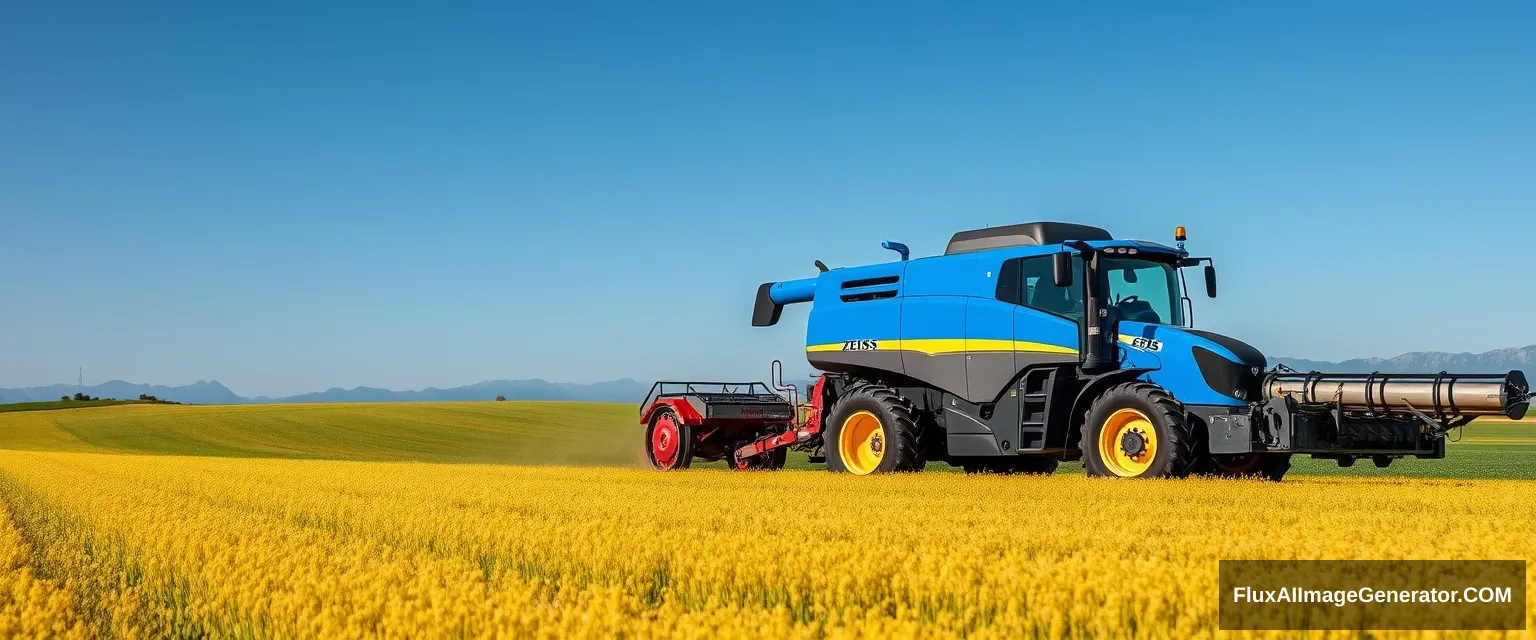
<box><xmin>644</xmin><ymin>221</ymin><xmax>1530</xmax><ymax>480</ymax></box>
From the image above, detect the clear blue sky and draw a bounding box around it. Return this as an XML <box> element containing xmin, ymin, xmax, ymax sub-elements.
<box><xmin>2</xmin><ymin>1</ymin><xmax>1532</xmax><ymax>397</ymax></box>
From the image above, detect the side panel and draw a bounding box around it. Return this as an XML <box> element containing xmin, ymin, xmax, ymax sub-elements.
<box><xmin>1011</xmin><ymin>306</ymin><xmax>1080</xmax><ymax>371</ymax></box>
<box><xmin>899</xmin><ymin>296</ymin><xmax>968</xmax><ymax>396</ymax></box>
<box><xmin>941</xmin><ymin>393</ymin><xmax>1013</xmax><ymax>457</ymax></box>
<box><xmin>901</xmin><ymin>251</ymin><xmax>1005</xmax><ymax>298</ymax></box>
<box><xmin>964</xmin><ymin>297</ymin><xmax>1018</xmax><ymax>403</ymax></box>
<box><xmin>805</xmin><ymin>263</ymin><xmax>906</xmax><ymax>376</ymax></box>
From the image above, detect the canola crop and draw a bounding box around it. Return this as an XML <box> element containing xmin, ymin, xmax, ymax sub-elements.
<box><xmin>0</xmin><ymin>450</ymin><xmax>1531</xmax><ymax>638</ymax></box>
<box><xmin>0</xmin><ymin>497</ymin><xmax>85</xmax><ymax>638</ymax></box>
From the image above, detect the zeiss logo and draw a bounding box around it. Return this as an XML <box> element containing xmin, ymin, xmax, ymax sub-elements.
<box><xmin>842</xmin><ymin>340</ymin><xmax>880</xmax><ymax>351</ymax></box>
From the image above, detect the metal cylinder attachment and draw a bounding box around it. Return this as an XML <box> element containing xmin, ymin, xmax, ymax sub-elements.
<box><xmin>1264</xmin><ymin>370</ymin><xmax>1530</xmax><ymax>420</ymax></box>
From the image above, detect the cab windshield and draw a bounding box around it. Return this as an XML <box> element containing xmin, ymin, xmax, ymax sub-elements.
<box><xmin>1102</xmin><ymin>257</ymin><xmax>1183</xmax><ymax>326</ymax></box>
<box><xmin>1011</xmin><ymin>254</ymin><xmax>1184</xmax><ymax>327</ymax></box>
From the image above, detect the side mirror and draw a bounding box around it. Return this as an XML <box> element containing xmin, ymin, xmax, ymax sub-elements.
<box><xmin>1052</xmin><ymin>252</ymin><xmax>1074</xmax><ymax>288</ymax></box>
<box><xmin>1204</xmin><ymin>264</ymin><xmax>1217</xmax><ymax>298</ymax></box>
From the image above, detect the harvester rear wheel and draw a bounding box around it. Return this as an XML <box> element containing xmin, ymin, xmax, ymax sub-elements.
<box><xmin>825</xmin><ymin>383</ymin><xmax>922</xmax><ymax>474</ymax></box>
<box><xmin>1080</xmin><ymin>382</ymin><xmax>1193</xmax><ymax>479</ymax></box>
<box><xmin>645</xmin><ymin>409</ymin><xmax>693</xmax><ymax>471</ymax></box>
<box><xmin>961</xmin><ymin>457</ymin><xmax>1059</xmax><ymax>476</ymax></box>
<box><xmin>1204</xmin><ymin>453</ymin><xmax>1291</xmax><ymax>482</ymax></box>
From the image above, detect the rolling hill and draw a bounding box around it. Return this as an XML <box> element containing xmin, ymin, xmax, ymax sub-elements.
<box><xmin>0</xmin><ymin>402</ymin><xmax>1530</xmax><ymax>478</ymax></box>
<box><xmin>0</xmin><ymin>402</ymin><xmax>646</xmax><ymax>466</ymax></box>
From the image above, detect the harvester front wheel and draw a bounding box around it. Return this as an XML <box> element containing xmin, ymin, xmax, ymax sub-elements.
<box><xmin>1080</xmin><ymin>382</ymin><xmax>1193</xmax><ymax>479</ymax></box>
<box><xmin>825</xmin><ymin>383</ymin><xmax>922</xmax><ymax>474</ymax></box>
<box><xmin>645</xmin><ymin>410</ymin><xmax>693</xmax><ymax>471</ymax></box>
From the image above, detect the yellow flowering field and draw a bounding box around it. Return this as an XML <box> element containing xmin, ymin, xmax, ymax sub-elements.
<box><xmin>0</xmin><ymin>494</ymin><xmax>85</xmax><ymax>638</ymax></box>
<box><xmin>0</xmin><ymin>450</ymin><xmax>1531</xmax><ymax>638</ymax></box>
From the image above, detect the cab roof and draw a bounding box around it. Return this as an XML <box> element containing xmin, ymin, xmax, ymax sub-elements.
<box><xmin>944</xmin><ymin>222</ymin><xmax>1111</xmax><ymax>255</ymax></box>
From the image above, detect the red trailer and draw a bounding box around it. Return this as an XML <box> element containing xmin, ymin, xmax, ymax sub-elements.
<box><xmin>640</xmin><ymin>362</ymin><xmax>825</xmax><ymax>470</ymax></box>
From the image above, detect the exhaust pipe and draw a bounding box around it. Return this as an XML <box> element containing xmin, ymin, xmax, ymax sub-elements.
<box><xmin>1264</xmin><ymin>370</ymin><xmax>1530</xmax><ymax>420</ymax></box>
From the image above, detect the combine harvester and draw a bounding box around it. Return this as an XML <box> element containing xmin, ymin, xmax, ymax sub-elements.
<box><xmin>641</xmin><ymin>222</ymin><xmax>1530</xmax><ymax>479</ymax></box>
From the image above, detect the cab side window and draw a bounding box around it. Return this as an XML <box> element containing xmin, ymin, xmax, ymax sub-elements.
<box><xmin>997</xmin><ymin>256</ymin><xmax>1084</xmax><ymax>323</ymax></box>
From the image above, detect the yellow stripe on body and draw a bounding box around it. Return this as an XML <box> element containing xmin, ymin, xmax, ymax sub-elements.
<box><xmin>807</xmin><ymin>339</ymin><xmax>1077</xmax><ymax>356</ymax></box>
<box><xmin>952</xmin><ymin>339</ymin><xmax>1076</xmax><ymax>355</ymax></box>
<box><xmin>902</xmin><ymin>339</ymin><xmax>968</xmax><ymax>355</ymax></box>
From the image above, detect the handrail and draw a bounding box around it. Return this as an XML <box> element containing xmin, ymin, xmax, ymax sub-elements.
<box><xmin>639</xmin><ymin>382</ymin><xmax>662</xmax><ymax>416</ymax></box>
<box><xmin>770</xmin><ymin>360</ymin><xmax>798</xmax><ymax>410</ymax></box>
<box><xmin>639</xmin><ymin>380</ymin><xmax>778</xmax><ymax>415</ymax></box>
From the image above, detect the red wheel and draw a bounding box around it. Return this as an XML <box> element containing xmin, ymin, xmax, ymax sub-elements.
<box><xmin>646</xmin><ymin>410</ymin><xmax>692</xmax><ymax>470</ymax></box>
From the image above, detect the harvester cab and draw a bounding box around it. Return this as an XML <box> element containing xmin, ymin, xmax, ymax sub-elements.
<box><xmin>644</xmin><ymin>221</ymin><xmax>1532</xmax><ymax>480</ymax></box>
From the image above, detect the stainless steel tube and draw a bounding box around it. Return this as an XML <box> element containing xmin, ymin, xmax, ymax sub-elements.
<box><xmin>1264</xmin><ymin>371</ymin><xmax>1529</xmax><ymax>419</ymax></box>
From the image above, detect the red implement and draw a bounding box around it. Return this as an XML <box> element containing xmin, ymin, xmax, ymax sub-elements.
<box><xmin>640</xmin><ymin>361</ymin><xmax>823</xmax><ymax>470</ymax></box>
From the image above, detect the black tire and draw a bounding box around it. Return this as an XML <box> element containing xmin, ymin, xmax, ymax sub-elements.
<box><xmin>734</xmin><ymin>445</ymin><xmax>788</xmax><ymax>471</ymax></box>
<box><xmin>1199</xmin><ymin>452</ymin><xmax>1292</xmax><ymax>481</ymax></box>
<box><xmin>961</xmin><ymin>457</ymin><xmax>1059</xmax><ymax>476</ymax></box>
<box><xmin>645</xmin><ymin>409</ymin><xmax>693</xmax><ymax>471</ymax></box>
<box><xmin>1080</xmin><ymin>382</ymin><xmax>1193</xmax><ymax>478</ymax></box>
<box><xmin>824</xmin><ymin>382</ymin><xmax>922</xmax><ymax>474</ymax></box>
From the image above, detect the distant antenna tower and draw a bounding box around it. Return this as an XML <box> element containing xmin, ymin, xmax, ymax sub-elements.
<box><xmin>78</xmin><ymin>366</ymin><xmax>83</xmax><ymax>390</ymax></box>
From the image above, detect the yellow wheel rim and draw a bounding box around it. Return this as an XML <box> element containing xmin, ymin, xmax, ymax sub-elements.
<box><xmin>839</xmin><ymin>410</ymin><xmax>886</xmax><ymax>475</ymax></box>
<box><xmin>1097</xmin><ymin>408</ymin><xmax>1158</xmax><ymax>477</ymax></box>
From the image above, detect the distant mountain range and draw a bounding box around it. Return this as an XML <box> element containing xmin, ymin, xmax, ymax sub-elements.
<box><xmin>1271</xmin><ymin>345</ymin><xmax>1536</xmax><ymax>375</ymax></box>
<box><xmin>0</xmin><ymin>380</ymin><xmax>248</xmax><ymax>406</ymax></box>
<box><xmin>0</xmin><ymin>378</ymin><xmax>653</xmax><ymax>406</ymax></box>
<box><xmin>3</xmin><ymin>345</ymin><xmax>1533</xmax><ymax>406</ymax></box>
